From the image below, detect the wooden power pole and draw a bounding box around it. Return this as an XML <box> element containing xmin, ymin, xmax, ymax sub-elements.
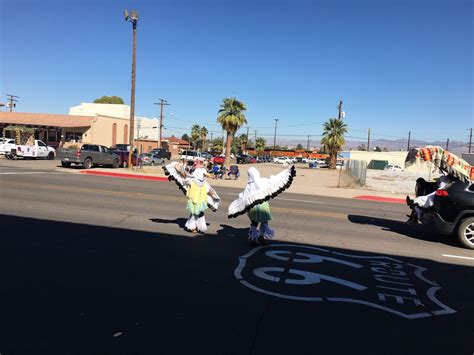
<box><xmin>154</xmin><ymin>99</ymin><xmax>169</xmax><ymax>149</ymax></box>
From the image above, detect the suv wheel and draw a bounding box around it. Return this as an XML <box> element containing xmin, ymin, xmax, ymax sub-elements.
<box><xmin>457</xmin><ymin>217</ymin><xmax>474</xmax><ymax>250</ymax></box>
<box><xmin>112</xmin><ymin>159</ymin><xmax>120</xmax><ymax>169</ymax></box>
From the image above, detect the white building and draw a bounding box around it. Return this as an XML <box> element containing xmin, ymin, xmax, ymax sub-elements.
<box><xmin>69</xmin><ymin>102</ymin><xmax>160</xmax><ymax>141</ymax></box>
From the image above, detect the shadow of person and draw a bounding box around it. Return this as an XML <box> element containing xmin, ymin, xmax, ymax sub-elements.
<box><xmin>216</xmin><ymin>224</ymin><xmax>249</xmax><ymax>239</ymax></box>
<box><xmin>347</xmin><ymin>214</ymin><xmax>458</xmax><ymax>247</ymax></box>
<box><xmin>149</xmin><ymin>217</ymin><xmax>188</xmax><ymax>229</ymax></box>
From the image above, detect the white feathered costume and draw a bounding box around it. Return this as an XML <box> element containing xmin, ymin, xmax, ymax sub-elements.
<box><xmin>163</xmin><ymin>161</ymin><xmax>221</xmax><ymax>232</ymax></box>
<box><xmin>228</xmin><ymin>166</ymin><xmax>296</xmax><ymax>242</ymax></box>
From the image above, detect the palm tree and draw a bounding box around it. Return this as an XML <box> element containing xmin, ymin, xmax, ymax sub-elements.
<box><xmin>200</xmin><ymin>126</ymin><xmax>208</xmax><ymax>151</ymax></box>
<box><xmin>255</xmin><ymin>137</ymin><xmax>266</xmax><ymax>155</ymax></box>
<box><xmin>216</xmin><ymin>98</ymin><xmax>247</xmax><ymax>166</ymax></box>
<box><xmin>320</xmin><ymin>118</ymin><xmax>348</xmax><ymax>169</ymax></box>
<box><xmin>191</xmin><ymin>124</ymin><xmax>201</xmax><ymax>150</ymax></box>
<box><xmin>238</xmin><ymin>134</ymin><xmax>248</xmax><ymax>152</ymax></box>
<box><xmin>212</xmin><ymin>137</ymin><xmax>224</xmax><ymax>154</ymax></box>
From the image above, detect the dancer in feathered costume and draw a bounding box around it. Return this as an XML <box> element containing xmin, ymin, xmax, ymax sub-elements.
<box><xmin>163</xmin><ymin>160</ymin><xmax>220</xmax><ymax>233</ymax></box>
<box><xmin>228</xmin><ymin>166</ymin><xmax>296</xmax><ymax>245</ymax></box>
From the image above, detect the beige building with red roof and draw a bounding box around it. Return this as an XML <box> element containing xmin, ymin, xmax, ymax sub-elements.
<box><xmin>0</xmin><ymin>111</ymin><xmax>131</xmax><ymax>148</ymax></box>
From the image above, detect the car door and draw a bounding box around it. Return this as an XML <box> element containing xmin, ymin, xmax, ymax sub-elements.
<box><xmin>101</xmin><ymin>146</ymin><xmax>113</xmax><ymax>165</ymax></box>
<box><xmin>36</xmin><ymin>140</ymin><xmax>48</xmax><ymax>157</ymax></box>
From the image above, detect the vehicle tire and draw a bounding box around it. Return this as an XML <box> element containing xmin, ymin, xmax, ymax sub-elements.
<box><xmin>83</xmin><ymin>158</ymin><xmax>93</xmax><ymax>169</ymax></box>
<box><xmin>47</xmin><ymin>152</ymin><xmax>54</xmax><ymax>160</ymax></box>
<box><xmin>457</xmin><ymin>217</ymin><xmax>474</xmax><ymax>250</ymax></box>
<box><xmin>61</xmin><ymin>161</ymin><xmax>71</xmax><ymax>168</ymax></box>
<box><xmin>112</xmin><ymin>159</ymin><xmax>120</xmax><ymax>169</ymax></box>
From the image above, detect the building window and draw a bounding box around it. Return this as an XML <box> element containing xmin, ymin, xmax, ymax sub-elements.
<box><xmin>124</xmin><ymin>125</ymin><xmax>128</xmax><ymax>144</ymax></box>
<box><xmin>112</xmin><ymin>123</ymin><xmax>117</xmax><ymax>146</ymax></box>
<box><xmin>65</xmin><ymin>132</ymin><xmax>83</xmax><ymax>143</ymax></box>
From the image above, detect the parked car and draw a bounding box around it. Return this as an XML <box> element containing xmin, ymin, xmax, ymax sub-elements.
<box><xmin>112</xmin><ymin>149</ymin><xmax>140</xmax><ymax>168</ymax></box>
<box><xmin>274</xmin><ymin>157</ymin><xmax>292</xmax><ymax>164</ymax></box>
<box><xmin>10</xmin><ymin>140</ymin><xmax>55</xmax><ymax>160</ymax></box>
<box><xmin>201</xmin><ymin>152</ymin><xmax>213</xmax><ymax>160</ymax></box>
<box><xmin>149</xmin><ymin>148</ymin><xmax>171</xmax><ymax>160</ymax></box>
<box><xmin>237</xmin><ymin>154</ymin><xmax>251</xmax><ymax>164</ymax></box>
<box><xmin>180</xmin><ymin>150</ymin><xmax>205</xmax><ymax>162</ymax></box>
<box><xmin>0</xmin><ymin>138</ymin><xmax>16</xmax><ymax>155</ymax></box>
<box><xmin>432</xmin><ymin>180</ymin><xmax>474</xmax><ymax>249</ymax></box>
<box><xmin>220</xmin><ymin>153</ymin><xmax>235</xmax><ymax>159</ymax></box>
<box><xmin>57</xmin><ymin>144</ymin><xmax>120</xmax><ymax>169</ymax></box>
<box><xmin>139</xmin><ymin>153</ymin><xmax>164</xmax><ymax>166</ymax></box>
<box><xmin>385</xmin><ymin>164</ymin><xmax>403</xmax><ymax>172</ymax></box>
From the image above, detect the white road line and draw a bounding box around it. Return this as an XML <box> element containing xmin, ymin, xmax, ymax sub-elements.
<box><xmin>0</xmin><ymin>172</ymin><xmax>67</xmax><ymax>175</ymax></box>
<box><xmin>442</xmin><ymin>254</ymin><xmax>474</xmax><ymax>261</ymax></box>
<box><xmin>226</xmin><ymin>192</ymin><xmax>324</xmax><ymax>204</ymax></box>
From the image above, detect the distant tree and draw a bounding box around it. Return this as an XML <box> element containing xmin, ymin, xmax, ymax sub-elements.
<box><xmin>238</xmin><ymin>134</ymin><xmax>248</xmax><ymax>152</ymax></box>
<box><xmin>217</xmin><ymin>97</ymin><xmax>247</xmax><ymax>166</ymax></box>
<box><xmin>181</xmin><ymin>134</ymin><xmax>190</xmax><ymax>142</ymax></box>
<box><xmin>382</xmin><ymin>147</ymin><xmax>388</xmax><ymax>152</ymax></box>
<box><xmin>296</xmin><ymin>143</ymin><xmax>304</xmax><ymax>150</ymax></box>
<box><xmin>191</xmin><ymin>125</ymin><xmax>201</xmax><ymax>149</ymax></box>
<box><xmin>255</xmin><ymin>137</ymin><xmax>266</xmax><ymax>155</ymax></box>
<box><xmin>200</xmin><ymin>126</ymin><xmax>208</xmax><ymax>150</ymax></box>
<box><xmin>320</xmin><ymin>118</ymin><xmax>348</xmax><ymax>169</ymax></box>
<box><xmin>93</xmin><ymin>96</ymin><xmax>124</xmax><ymax>104</ymax></box>
<box><xmin>211</xmin><ymin>137</ymin><xmax>224</xmax><ymax>153</ymax></box>
<box><xmin>357</xmin><ymin>144</ymin><xmax>367</xmax><ymax>151</ymax></box>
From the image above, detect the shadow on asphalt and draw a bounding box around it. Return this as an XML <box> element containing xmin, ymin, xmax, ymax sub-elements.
<box><xmin>347</xmin><ymin>214</ymin><xmax>460</xmax><ymax>248</ymax></box>
<box><xmin>0</xmin><ymin>214</ymin><xmax>472</xmax><ymax>354</ymax></box>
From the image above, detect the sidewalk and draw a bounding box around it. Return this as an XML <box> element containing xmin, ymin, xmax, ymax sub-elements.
<box><xmin>82</xmin><ymin>163</ymin><xmax>408</xmax><ymax>200</ymax></box>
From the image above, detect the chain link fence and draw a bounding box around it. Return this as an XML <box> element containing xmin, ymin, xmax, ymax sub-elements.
<box><xmin>341</xmin><ymin>160</ymin><xmax>367</xmax><ymax>186</ymax></box>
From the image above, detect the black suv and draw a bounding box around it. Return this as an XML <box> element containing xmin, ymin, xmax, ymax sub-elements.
<box><xmin>432</xmin><ymin>180</ymin><xmax>474</xmax><ymax>249</ymax></box>
<box><xmin>149</xmin><ymin>148</ymin><xmax>171</xmax><ymax>160</ymax></box>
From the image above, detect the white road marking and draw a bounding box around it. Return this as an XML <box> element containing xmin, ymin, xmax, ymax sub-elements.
<box><xmin>0</xmin><ymin>172</ymin><xmax>68</xmax><ymax>175</ymax></box>
<box><xmin>226</xmin><ymin>192</ymin><xmax>324</xmax><ymax>204</ymax></box>
<box><xmin>442</xmin><ymin>254</ymin><xmax>474</xmax><ymax>261</ymax></box>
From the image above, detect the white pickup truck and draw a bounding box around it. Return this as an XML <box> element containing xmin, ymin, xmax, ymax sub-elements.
<box><xmin>11</xmin><ymin>140</ymin><xmax>56</xmax><ymax>160</ymax></box>
<box><xmin>0</xmin><ymin>138</ymin><xmax>16</xmax><ymax>155</ymax></box>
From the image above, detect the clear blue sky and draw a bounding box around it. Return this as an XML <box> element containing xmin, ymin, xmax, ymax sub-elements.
<box><xmin>1</xmin><ymin>0</ymin><xmax>472</xmax><ymax>144</ymax></box>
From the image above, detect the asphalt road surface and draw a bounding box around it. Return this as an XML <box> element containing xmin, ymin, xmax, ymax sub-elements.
<box><xmin>0</xmin><ymin>165</ymin><xmax>473</xmax><ymax>354</ymax></box>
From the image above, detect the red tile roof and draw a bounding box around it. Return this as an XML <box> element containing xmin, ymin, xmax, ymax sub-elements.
<box><xmin>0</xmin><ymin>112</ymin><xmax>93</xmax><ymax>128</ymax></box>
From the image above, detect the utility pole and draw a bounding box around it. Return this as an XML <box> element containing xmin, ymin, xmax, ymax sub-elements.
<box><xmin>254</xmin><ymin>130</ymin><xmax>257</xmax><ymax>150</ymax></box>
<box><xmin>367</xmin><ymin>128</ymin><xmax>371</xmax><ymax>152</ymax></box>
<box><xmin>446</xmin><ymin>138</ymin><xmax>449</xmax><ymax>151</ymax></box>
<box><xmin>468</xmin><ymin>128</ymin><xmax>472</xmax><ymax>153</ymax></box>
<box><xmin>136</xmin><ymin>117</ymin><xmax>141</xmax><ymax>169</ymax></box>
<box><xmin>6</xmin><ymin>94</ymin><xmax>19</xmax><ymax>112</ymax></box>
<box><xmin>245</xmin><ymin>126</ymin><xmax>249</xmax><ymax>153</ymax></box>
<box><xmin>124</xmin><ymin>9</ymin><xmax>139</xmax><ymax>169</ymax></box>
<box><xmin>154</xmin><ymin>99</ymin><xmax>169</xmax><ymax>149</ymax></box>
<box><xmin>337</xmin><ymin>100</ymin><xmax>343</xmax><ymax>120</ymax></box>
<box><xmin>273</xmin><ymin>118</ymin><xmax>279</xmax><ymax>149</ymax></box>
<box><xmin>307</xmin><ymin>134</ymin><xmax>310</xmax><ymax>151</ymax></box>
<box><xmin>407</xmin><ymin>131</ymin><xmax>411</xmax><ymax>151</ymax></box>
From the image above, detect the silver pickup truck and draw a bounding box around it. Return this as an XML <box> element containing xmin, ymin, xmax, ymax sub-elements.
<box><xmin>56</xmin><ymin>144</ymin><xmax>120</xmax><ymax>169</ymax></box>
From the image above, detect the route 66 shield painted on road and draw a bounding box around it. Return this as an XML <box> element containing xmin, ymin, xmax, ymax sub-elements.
<box><xmin>234</xmin><ymin>244</ymin><xmax>456</xmax><ymax>319</ymax></box>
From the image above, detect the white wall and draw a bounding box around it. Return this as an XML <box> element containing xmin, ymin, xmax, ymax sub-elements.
<box><xmin>347</xmin><ymin>150</ymin><xmax>432</xmax><ymax>172</ymax></box>
<box><xmin>69</xmin><ymin>103</ymin><xmax>131</xmax><ymax>119</ymax></box>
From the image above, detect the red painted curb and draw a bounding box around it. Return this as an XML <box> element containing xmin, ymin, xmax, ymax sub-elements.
<box><xmin>353</xmin><ymin>195</ymin><xmax>406</xmax><ymax>204</ymax></box>
<box><xmin>80</xmin><ymin>170</ymin><xmax>168</xmax><ymax>182</ymax></box>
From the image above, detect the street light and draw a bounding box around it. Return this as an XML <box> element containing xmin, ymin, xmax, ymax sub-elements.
<box><xmin>124</xmin><ymin>9</ymin><xmax>139</xmax><ymax>169</ymax></box>
<box><xmin>273</xmin><ymin>118</ymin><xmax>279</xmax><ymax>149</ymax></box>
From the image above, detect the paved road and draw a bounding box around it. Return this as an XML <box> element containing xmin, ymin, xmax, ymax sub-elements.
<box><xmin>0</xmin><ymin>165</ymin><xmax>473</xmax><ymax>354</ymax></box>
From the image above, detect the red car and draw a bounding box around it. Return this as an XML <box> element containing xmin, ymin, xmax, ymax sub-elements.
<box><xmin>212</xmin><ymin>156</ymin><xmax>225</xmax><ymax>164</ymax></box>
<box><xmin>112</xmin><ymin>150</ymin><xmax>140</xmax><ymax>168</ymax></box>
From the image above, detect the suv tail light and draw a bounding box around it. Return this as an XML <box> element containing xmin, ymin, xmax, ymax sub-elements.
<box><xmin>435</xmin><ymin>190</ymin><xmax>449</xmax><ymax>197</ymax></box>
<box><xmin>76</xmin><ymin>150</ymin><xmax>81</xmax><ymax>158</ymax></box>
